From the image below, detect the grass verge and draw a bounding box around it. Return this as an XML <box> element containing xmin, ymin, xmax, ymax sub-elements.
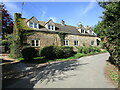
<box><xmin>16</xmin><ymin>51</ymin><xmax>107</xmax><ymax>64</ymax></box>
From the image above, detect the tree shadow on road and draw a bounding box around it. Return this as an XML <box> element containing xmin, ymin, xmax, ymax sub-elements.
<box><xmin>3</xmin><ymin>59</ymin><xmax>89</xmax><ymax>88</ymax></box>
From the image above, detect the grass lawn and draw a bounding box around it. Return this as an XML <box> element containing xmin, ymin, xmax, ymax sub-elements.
<box><xmin>16</xmin><ymin>51</ymin><xmax>107</xmax><ymax>64</ymax></box>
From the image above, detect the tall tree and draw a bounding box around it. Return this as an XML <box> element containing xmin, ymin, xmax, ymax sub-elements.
<box><xmin>94</xmin><ymin>2</ymin><xmax>120</xmax><ymax>66</ymax></box>
<box><xmin>0</xmin><ymin>3</ymin><xmax>13</xmax><ymax>39</ymax></box>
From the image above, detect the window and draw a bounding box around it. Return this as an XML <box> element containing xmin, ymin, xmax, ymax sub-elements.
<box><xmin>34</xmin><ymin>23</ymin><xmax>37</xmax><ymax>28</ymax></box>
<box><xmin>47</xmin><ymin>25</ymin><xmax>55</xmax><ymax>30</ymax></box>
<box><xmin>90</xmin><ymin>30</ymin><xmax>92</xmax><ymax>35</ymax></box>
<box><xmin>48</xmin><ymin>25</ymin><xmax>51</xmax><ymax>29</ymax></box>
<box><xmin>64</xmin><ymin>40</ymin><xmax>69</xmax><ymax>46</ymax></box>
<box><xmin>91</xmin><ymin>41</ymin><xmax>94</xmax><ymax>45</ymax></box>
<box><xmin>29</xmin><ymin>22</ymin><xmax>33</xmax><ymax>28</ymax></box>
<box><xmin>96</xmin><ymin>39</ymin><xmax>100</xmax><ymax>46</ymax></box>
<box><xmin>74</xmin><ymin>40</ymin><xmax>79</xmax><ymax>46</ymax></box>
<box><xmin>52</xmin><ymin>25</ymin><xmax>54</xmax><ymax>30</ymax></box>
<box><xmin>31</xmin><ymin>40</ymin><xmax>39</xmax><ymax>47</ymax></box>
<box><xmin>29</xmin><ymin>22</ymin><xmax>38</xmax><ymax>28</ymax></box>
<box><xmin>81</xmin><ymin>29</ymin><xmax>84</xmax><ymax>33</ymax></box>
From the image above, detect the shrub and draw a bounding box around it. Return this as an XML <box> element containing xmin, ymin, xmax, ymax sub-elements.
<box><xmin>21</xmin><ymin>47</ymin><xmax>39</xmax><ymax>60</ymax></box>
<box><xmin>41</xmin><ymin>46</ymin><xmax>74</xmax><ymax>59</ymax></box>
<box><xmin>1</xmin><ymin>40</ymin><xmax>11</xmax><ymax>53</ymax></box>
<box><xmin>77</xmin><ymin>46</ymin><xmax>89</xmax><ymax>54</ymax></box>
<box><xmin>60</xmin><ymin>46</ymin><xmax>74</xmax><ymax>58</ymax></box>
<box><xmin>77</xmin><ymin>46</ymin><xmax>101</xmax><ymax>54</ymax></box>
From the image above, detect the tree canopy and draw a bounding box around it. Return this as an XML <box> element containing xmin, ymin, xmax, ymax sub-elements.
<box><xmin>0</xmin><ymin>3</ymin><xmax>13</xmax><ymax>39</ymax></box>
<box><xmin>94</xmin><ymin>2</ymin><xmax>120</xmax><ymax>67</ymax></box>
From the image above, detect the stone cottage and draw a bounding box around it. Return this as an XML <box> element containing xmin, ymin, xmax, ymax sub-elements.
<box><xmin>14</xmin><ymin>13</ymin><xmax>100</xmax><ymax>50</ymax></box>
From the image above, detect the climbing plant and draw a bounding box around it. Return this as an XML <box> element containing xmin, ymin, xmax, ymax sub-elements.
<box><xmin>10</xmin><ymin>13</ymin><xmax>22</xmax><ymax>58</ymax></box>
<box><xmin>10</xmin><ymin>13</ymin><xmax>32</xmax><ymax>58</ymax></box>
<box><xmin>57</xmin><ymin>32</ymin><xmax>67</xmax><ymax>46</ymax></box>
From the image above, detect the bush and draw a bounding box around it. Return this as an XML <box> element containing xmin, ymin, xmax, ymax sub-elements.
<box><xmin>41</xmin><ymin>46</ymin><xmax>74</xmax><ymax>59</ymax></box>
<box><xmin>77</xmin><ymin>46</ymin><xmax>101</xmax><ymax>54</ymax></box>
<box><xmin>61</xmin><ymin>46</ymin><xmax>74</xmax><ymax>58</ymax></box>
<box><xmin>22</xmin><ymin>47</ymin><xmax>39</xmax><ymax>60</ymax></box>
<box><xmin>1</xmin><ymin>40</ymin><xmax>11</xmax><ymax>53</ymax></box>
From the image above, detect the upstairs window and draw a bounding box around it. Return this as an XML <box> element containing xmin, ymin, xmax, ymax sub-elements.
<box><xmin>29</xmin><ymin>22</ymin><xmax>38</xmax><ymax>28</ymax></box>
<box><xmin>48</xmin><ymin>25</ymin><xmax>51</xmax><ymax>29</ymax></box>
<box><xmin>64</xmin><ymin>40</ymin><xmax>69</xmax><ymax>46</ymax></box>
<box><xmin>29</xmin><ymin>22</ymin><xmax>33</xmax><ymax>28</ymax></box>
<box><xmin>47</xmin><ymin>25</ymin><xmax>55</xmax><ymax>30</ymax></box>
<box><xmin>90</xmin><ymin>30</ymin><xmax>92</xmax><ymax>35</ymax></box>
<box><xmin>74</xmin><ymin>40</ymin><xmax>79</xmax><ymax>46</ymax></box>
<box><xmin>52</xmin><ymin>25</ymin><xmax>54</xmax><ymax>30</ymax></box>
<box><xmin>31</xmin><ymin>40</ymin><xmax>39</xmax><ymax>47</ymax></box>
<box><xmin>81</xmin><ymin>29</ymin><xmax>84</xmax><ymax>34</ymax></box>
<box><xmin>34</xmin><ymin>23</ymin><xmax>37</xmax><ymax>28</ymax></box>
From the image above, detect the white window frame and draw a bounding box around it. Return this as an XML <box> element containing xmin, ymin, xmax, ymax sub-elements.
<box><xmin>29</xmin><ymin>22</ymin><xmax>38</xmax><ymax>29</ymax></box>
<box><xmin>51</xmin><ymin>25</ymin><xmax>54</xmax><ymax>30</ymax></box>
<box><xmin>34</xmin><ymin>23</ymin><xmax>37</xmax><ymax>28</ymax></box>
<box><xmin>64</xmin><ymin>40</ymin><xmax>69</xmax><ymax>46</ymax></box>
<box><xmin>81</xmin><ymin>29</ymin><xmax>85</xmax><ymax>34</ymax></box>
<box><xmin>31</xmin><ymin>39</ymin><xmax>40</xmax><ymax>47</ymax></box>
<box><xmin>46</xmin><ymin>24</ymin><xmax>55</xmax><ymax>31</ymax></box>
<box><xmin>48</xmin><ymin>25</ymin><xmax>50</xmax><ymax>29</ymax></box>
<box><xmin>78</xmin><ymin>29</ymin><xmax>85</xmax><ymax>34</ymax></box>
<box><xmin>74</xmin><ymin>40</ymin><xmax>79</xmax><ymax>46</ymax></box>
<box><xmin>29</xmin><ymin>22</ymin><xmax>33</xmax><ymax>28</ymax></box>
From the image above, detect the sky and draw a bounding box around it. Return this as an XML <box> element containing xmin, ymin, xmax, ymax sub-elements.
<box><xmin>3</xmin><ymin>2</ymin><xmax>104</xmax><ymax>27</ymax></box>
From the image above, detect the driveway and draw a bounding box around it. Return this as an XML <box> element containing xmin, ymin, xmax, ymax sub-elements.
<box><xmin>4</xmin><ymin>53</ymin><xmax>116</xmax><ymax>88</ymax></box>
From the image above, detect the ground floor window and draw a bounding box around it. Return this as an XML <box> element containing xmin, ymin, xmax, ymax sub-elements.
<box><xmin>31</xmin><ymin>40</ymin><xmax>39</xmax><ymax>47</ymax></box>
<box><xmin>91</xmin><ymin>41</ymin><xmax>94</xmax><ymax>45</ymax></box>
<box><xmin>64</xmin><ymin>40</ymin><xmax>69</xmax><ymax>46</ymax></box>
<box><xmin>74</xmin><ymin>40</ymin><xmax>79</xmax><ymax>46</ymax></box>
<box><xmin>96</xmin><ymin>39</ymin><xmax>100</xmax><ymax>46</ymax></box>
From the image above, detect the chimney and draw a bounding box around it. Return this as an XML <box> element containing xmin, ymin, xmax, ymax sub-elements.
<box><xmin>61</xmin><ymin>20</ymin><xmax>65</xmax><ymax>25</ymax></box>
<box><xmin>14</xmin><ymin>13</ymin><xmax>22</xmax><ymax>19</ymax></box>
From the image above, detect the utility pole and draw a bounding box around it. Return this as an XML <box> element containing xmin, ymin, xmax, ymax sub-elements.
<box><xmin>21</xmin><ymin>2</ymin><xmax>24</xmax><ymax>15</ymax></box>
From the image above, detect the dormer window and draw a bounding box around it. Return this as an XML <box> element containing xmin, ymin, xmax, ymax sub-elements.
<box><xmin>46</xmin><ymin>24</ymin><xmax>55</xmax><ymax>30</ymax></box>
<box><xmin>78</xmin><ymin>29</ymin><xmax>85</xmax><ymax>34</ymax></box>
<box><xmin>29</xmin><ymin>22</ymin><xmax>33</xmax><ymax>28</ymax></box>
<box><xmin>34</xmin><ymin>23</ymin><xmax>37</xmax><ymax>28</ymax></box>
<box><xmin>52</xmin><ymin>25</ymin><xmax>54</xmax><ymax>30</ymax></box>
<box><xmin>48</xmin><ymin>25</ymin><xmax>51</xmax><ymax>29</ymax></box>
<box><xmin>28</xmin><ymin>22</ymin><xmax>38</xmax><ymax>28</ymax></box>
<box><xmin>81</xmin><ymin>29</ymin><xmax>85</xmax><ymax>34</ymax></box>
<box><xmin>45</xmin><ymin>19</ymin><xmax>55</xmax><ymax>31</ymax></box>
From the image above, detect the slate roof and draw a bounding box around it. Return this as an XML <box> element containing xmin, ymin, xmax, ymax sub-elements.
<box><xmin>22</xmin><ymin>18</ymin><xmax>96</xmax><ymax>37</ymax></box>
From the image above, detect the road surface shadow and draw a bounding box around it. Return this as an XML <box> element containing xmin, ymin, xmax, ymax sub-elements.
<box><xmin>3</xmin><ymin>59</ymin><xmax>89</xmax><ymax>88</ymax></box>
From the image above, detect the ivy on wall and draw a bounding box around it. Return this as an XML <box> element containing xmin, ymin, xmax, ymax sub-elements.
<box><xmin>57</xmin><ymin>32</ymin><xmax>67</xmax><ymax>46</ymax></box>
<box><xmin>10</xmin><ymin>13</ymin><xmax>32</xmax><ymax>58</ymax></box>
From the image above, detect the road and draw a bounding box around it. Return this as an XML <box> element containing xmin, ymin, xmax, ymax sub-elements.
<box><xmin>5</xmin><ymin>53</ymin><xmax>116</xmax><ymax>88</ymax></box>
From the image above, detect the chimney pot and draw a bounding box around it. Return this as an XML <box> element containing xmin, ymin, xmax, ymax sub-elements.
<box><xmin>61</xmin><ymin>20</ymin><xmax>65</xmax><ymax>25</ymax></box>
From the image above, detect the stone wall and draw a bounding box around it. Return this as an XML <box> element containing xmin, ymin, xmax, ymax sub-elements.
<box><xmin>65</xmin><ymin>34</ymin><xmax>98</xmax><ymax>47</ymax></box>
<box><xmin>27</xmin><ymin>31</ymin><xmax>99</xmax><ymax>50</ymax></box>
<box><xmin>27</xmin><ymin>31</ymin><xmax>61</xmax><ymax>49</ymax></box>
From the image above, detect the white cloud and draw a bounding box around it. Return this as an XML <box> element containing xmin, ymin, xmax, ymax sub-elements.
<box><xmin>49</xmin><ymin>17</ymin><xmax>57</xmax><ymax>22</ymax></box>
<box><xmin>41</xmin><ymin>7</ymin><xmax>47</xmax><ymax>20</ymax></box>
<box><xmin>41</xmin><ymin>10</ymin><xmax>47</xmax><ymax>20</ymax></box>
<box><xmin>83</xmin><ymin>1</ymin><xmax>96</xmax><ymax>14</ymax></box>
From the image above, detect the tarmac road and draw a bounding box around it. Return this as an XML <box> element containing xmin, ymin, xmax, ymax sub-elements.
<box><xmin>33</xmin><ymin>53</ymin><xmax>115</xmax><ymax>88</ymax></box>
<box><xmin>5</xmin><ymin>53</ymin><xmax>116</xmax><ymax>88</ymax></box>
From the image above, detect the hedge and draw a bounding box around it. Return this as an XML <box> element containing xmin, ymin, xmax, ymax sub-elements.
<box><xmin>77</xmin><ymin>46</ymin><xmax>101</xmax><ymax>54</ymax></box>
<box><xmin>21</xmin><ymin>47</ymin><xmax>39</xmax><ymax>60</ymax></box>
<box><xmin>40</xmin><ymin>46</ymin><xmax>74</xmax><ymax>59</ymax></box>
